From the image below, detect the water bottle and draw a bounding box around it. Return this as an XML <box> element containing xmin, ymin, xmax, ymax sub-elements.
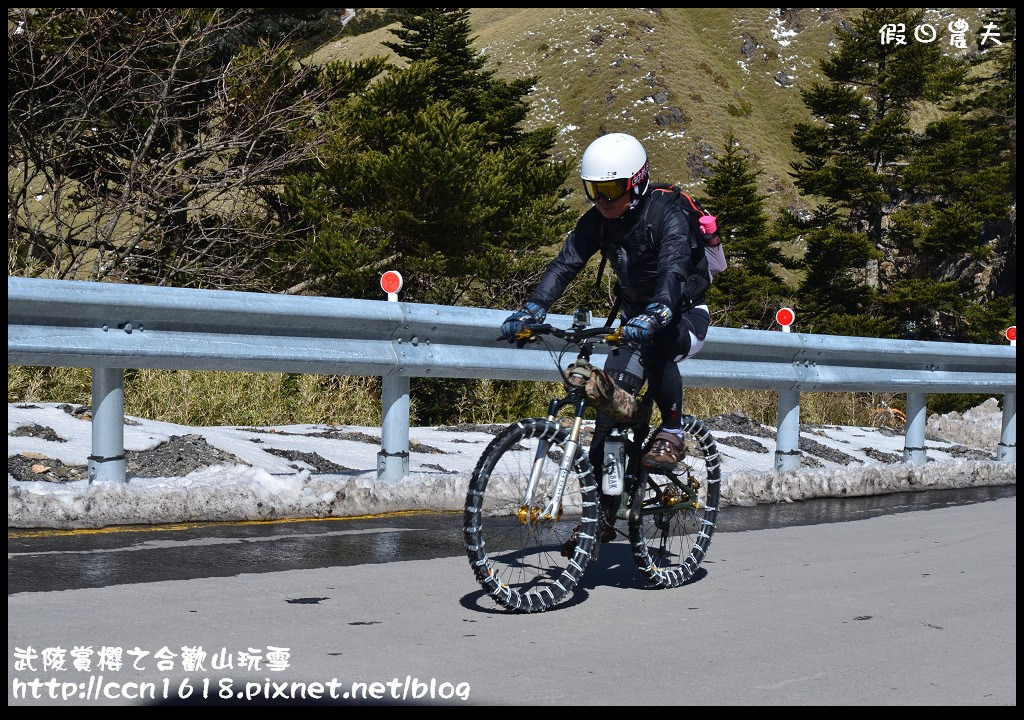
<box><xmin>699</xmin><ymin>215</ymin><xmax>721</xmax><ymax>247</ymax></box>
<box><xmin>602</xmin><ymin>429</ymin><xmax>625</xmax><ymax>496</ymax></box>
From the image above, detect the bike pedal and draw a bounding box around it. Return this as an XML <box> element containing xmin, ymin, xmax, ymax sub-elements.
<box><xmin>560</xmin><ymin>526</ymin><xmax>583</xmax><ymax>558</ymax></box>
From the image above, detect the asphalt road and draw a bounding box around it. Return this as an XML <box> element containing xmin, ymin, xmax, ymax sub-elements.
<box><xmin>7</xmin><ymin>489</ymin><xmax>1017</xmax><ymax>706</ymax></box>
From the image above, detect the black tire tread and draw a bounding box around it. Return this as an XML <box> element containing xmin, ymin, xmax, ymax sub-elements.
<box><xmin>627</xmin><ymin>415</ymin><xmax>721</xmax><ymax>588</ymax></box>
<box><xmin>463</xmin><ymin>418</ymin><xmax>599</xmax><ymax>612</ymax></box>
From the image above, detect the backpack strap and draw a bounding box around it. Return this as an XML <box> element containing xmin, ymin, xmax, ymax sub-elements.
<box><xmin>594</xmin><ymin>192</ymin><xmax>673</xmax><ymax>325</ymax></box>
<box><xmin>678</xmin><ymin>190</ymin><xmax>708</xmax><ymax>218</ymax></box>
<box><xmin>603</xmin><ymin>294</ymin><xmax>621</xmax><ymax>327</ymax></box>
<box><xmin>594</xmin><ymin>252</ymin><xmax>608</xmax><ymax>289</ymax></box>
<box><xmin>592</xmin><ymin>222</ymin><xmax>622</xmax><ymax>326</ymax></box>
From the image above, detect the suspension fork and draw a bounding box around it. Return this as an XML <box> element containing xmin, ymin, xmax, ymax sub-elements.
<box><xmin>520</xmin><ymin>395</ymin><xmax>573</xmax><ymax>507</ymax></box>
<box><xmin>518</xmin><ymin>393</ymin><xmax>587</xmax><ymax>520</ymax></box>
<box><xmin>540</xmin><ymin>396</ymin><xmax>588</xmax><ymax>520</ymax></box>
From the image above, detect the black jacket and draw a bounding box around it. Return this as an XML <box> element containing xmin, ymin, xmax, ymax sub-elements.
<box><xmin>529</xmin><ymin>192</ymin><xmax>708</xmax><ymax>320</ymax></box>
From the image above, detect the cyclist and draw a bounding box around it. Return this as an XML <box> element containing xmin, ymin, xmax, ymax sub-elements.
<box><xmin>499</xmin><ymin>132</ymin><xmax>712</xmax><ymax>542</ymax></box>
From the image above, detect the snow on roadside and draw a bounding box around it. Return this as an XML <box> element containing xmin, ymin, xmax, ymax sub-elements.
<box><xmin>7</xmin><ymin>401</ymin><xmax>1015</xmax><ymax>529</ymax></box>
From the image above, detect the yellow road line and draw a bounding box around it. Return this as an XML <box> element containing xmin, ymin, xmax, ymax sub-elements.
<box><xmin>8</xmin><ymin>509</ymin><xmax>461</xmax><ymax>539</ymax></box>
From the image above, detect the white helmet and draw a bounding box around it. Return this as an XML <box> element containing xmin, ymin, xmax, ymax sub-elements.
<box><xmin>579</xmin><ymin>132</ymin><xmax>649</xmax><ymax>202</ymax></box>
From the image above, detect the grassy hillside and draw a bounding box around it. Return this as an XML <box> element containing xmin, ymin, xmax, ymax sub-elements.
<box><xmin>310</xmin><ymin>8</ymin><xmax>992</xmax><ymax>218</ymax></box>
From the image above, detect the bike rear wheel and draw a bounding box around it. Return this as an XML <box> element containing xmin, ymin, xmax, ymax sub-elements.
<box><xmin>464</xmin><ymin>418</ymin><xmax>599</xmax><ymax>612</ymax></box>
<box><xmin>628</xmin><ymin>415</ymin><xmax>721</xmax><ymax>588</ymax></box>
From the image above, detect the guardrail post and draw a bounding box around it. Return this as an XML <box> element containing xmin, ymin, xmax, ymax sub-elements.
<box><xmin>774</xmin><ymin>390</ymin><xmax>801</xmax><ymax>473</ymax></box>
<box><xmin>997</xmin><ymin>393</ymin><xmax>1016</xmax><ymax>462</ymax></box>
<box><xmin>903</xmin><ymin>392</ymin><xmax>928</xmax><ymax>465</ymax></box>
<box><xmin>377</xmin><ymin>373</ymin><xmax>410</xmax><ymax>483</ymax></box>
<box><xmin>89</xmin><ymin>367</ymin><xmax>127</xmax><ymax>484</ymax></box>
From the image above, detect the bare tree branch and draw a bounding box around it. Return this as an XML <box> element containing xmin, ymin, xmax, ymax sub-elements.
<box><xmin>8</xmin><ymin>8</ymin><xmax>344</xmax><ymax>291</ymax></box>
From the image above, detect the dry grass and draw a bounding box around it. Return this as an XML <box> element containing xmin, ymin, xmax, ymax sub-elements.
<box><xmin>684</xmin><ymin>387</ymin><xmax>907</xmax><ymax>428</ymax></box>
<box><xmin>10</xmin><ymin>365</ymin><xmax>907</xmax><ymax>429</ymax></box>
<box><xmin>8</xmin><ymin>366</ymin><xmax>382</xmax><ymax>427</ymax></box>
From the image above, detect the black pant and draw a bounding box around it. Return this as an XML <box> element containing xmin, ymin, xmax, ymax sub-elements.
<box><xmin>587</xmin><ymin>315</ymin><xmax>695</xmax><ymax>501</ymax></box>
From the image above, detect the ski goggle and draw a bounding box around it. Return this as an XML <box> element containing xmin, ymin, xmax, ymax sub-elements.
<box><xmin>582</xmin><ymin>178</ymin><xmax>631</xmax><ymax>202</ymax></box>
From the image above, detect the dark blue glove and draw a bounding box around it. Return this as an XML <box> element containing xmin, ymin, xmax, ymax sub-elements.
<box><xmin>620</xmin><ymin>302</ymin><xmax>672</xmax><ymax>346</ymax></box>
<box><xmin>500</xmin><ymin>301</ymin><xmax>547</xmax><ymax>341</ymax></box>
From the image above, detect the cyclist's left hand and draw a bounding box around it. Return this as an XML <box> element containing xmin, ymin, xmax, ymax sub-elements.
<box><xmin>620</xmin><ymin>302</ymin><xmax>672</xmax><ymax>346</ymax></box>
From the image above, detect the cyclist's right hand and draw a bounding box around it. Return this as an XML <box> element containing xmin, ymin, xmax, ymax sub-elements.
<box><xmin>620</xmin><ymin>302</ymin><xmax>672</xmax><ymax>346</ymax></box>
<box><xmin>499</xmin><ymin>301</ymin><xmax>547</xmax><ymax>342</ymax></box>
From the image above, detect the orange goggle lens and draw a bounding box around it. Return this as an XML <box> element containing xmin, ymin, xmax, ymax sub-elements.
<box><xmin>583</xmin><ymin>178</ymin><xmax>630</xmax><ymax>202</ymax></box>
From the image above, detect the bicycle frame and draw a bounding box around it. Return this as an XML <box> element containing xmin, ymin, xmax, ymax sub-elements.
<box><xmin>522</xmin><ymin>330</ymin><xmax>649</xmax><ymax>524</ymax></box>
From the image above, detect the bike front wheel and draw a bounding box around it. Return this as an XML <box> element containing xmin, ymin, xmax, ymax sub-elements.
<box><xmin>628</xmin><ymin>415</ymin><xmax>721</xmax><ymax>588</ymax></box>
<box><xmin>464</xmin><ymin>418</ymin><xmax>599</xmax><ymax>612</ymax></box>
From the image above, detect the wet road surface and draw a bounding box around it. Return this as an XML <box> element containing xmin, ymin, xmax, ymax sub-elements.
<box><xmin>8</xmin><ymin>490</ymin><xmax>1016</xmax><ymax>706</ymax></box>
<box><xmin>8</xmin><ymin>485</ymin><xmax>1014</xmax><ymax>595</ymax></box>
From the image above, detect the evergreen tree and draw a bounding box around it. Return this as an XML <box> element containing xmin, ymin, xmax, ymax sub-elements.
<box><xmin>383</xmin><ymin>9</ymin><xmax>487</xmax><ymax>89</ymax></box>
<box><xmin>281</xmin><ymin>9</ymin><xmax>576</xmax><ymax>426</ymax></box>
<box><xmin>282</xmin><ymin>9</ymin><xmax>573</xmax><ymax>307</ymax></box>
<box><xmin>970</xmin><ymin>9</ymin><xmax>1016</xmax><ymax>181</ymax></box>
<box><xmin>795</xmin><ymin>206</ymin><xmax>888</xmax><ymax>336</ymax></box>
<box><xmin>892</xmin><ymin>8</ymin><xmax>1016</xmax><ymax>341</ymax></box>
<box><xmin>703</xmin><ymin>135</ymin><xmax>795</xmax><ymax>329</ymax></box>
<box><xmin>789</xmin><ymin>8</ymin><xmax>966</xmax><ymax>336</ymax></box>
<box><xmin>382</xmin><ymin>8</ymin><xmax>536</xmax><ymax>148</ymax></box>
<box><xmin>705</xmin><ymin>135</ymin><xmax>769</xmax><ymax>242</ymax></box>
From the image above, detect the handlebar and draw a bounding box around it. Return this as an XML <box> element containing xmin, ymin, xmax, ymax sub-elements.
<box><xmin>504</xmin><ymin>323</ymin><xmax>624</xmax><ymax>347</ymax></box>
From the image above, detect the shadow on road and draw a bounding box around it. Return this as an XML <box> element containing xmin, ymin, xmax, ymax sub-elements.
<box><xmin>458</xmin><ymin>540</ymin><xmax>712</xmax><ymax>614</ymax></box>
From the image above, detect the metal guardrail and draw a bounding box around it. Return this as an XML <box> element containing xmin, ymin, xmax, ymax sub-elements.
<box><xmin>7</xmin><ymin>276</ymin><xmax>1017</xmax><ymax>481</ymax></box>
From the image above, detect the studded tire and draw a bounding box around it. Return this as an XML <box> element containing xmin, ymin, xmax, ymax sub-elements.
<box><xmin>464</xmin><ymin>418</ymin><xmax>599</xmax><ymax>612</ymax></box>
<box><xmin>628</xmin><ymin>415</ymin><xmax>721</xmax><ymax>588</ymax></box>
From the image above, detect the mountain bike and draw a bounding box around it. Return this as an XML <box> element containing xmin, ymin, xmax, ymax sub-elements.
<box><xmin>463</xmin><ymin>310</ymin><xmax>722</xmax><ymax>613</ymax></box>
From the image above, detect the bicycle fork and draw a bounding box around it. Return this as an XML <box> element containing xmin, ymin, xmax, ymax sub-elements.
<box><xmin>521</xmin><ymin>398</ymin><xmax>588</xmax><ymax>523</ymax></box>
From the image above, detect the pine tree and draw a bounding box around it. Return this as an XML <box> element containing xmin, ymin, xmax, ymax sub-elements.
<box><xmin>795</xmin><ymin>206</ymin><xmax>889</xmax><ymax>336</ymax></box>
<box><xmin>702</xmin><ymin>135</ymin><xmax>795</xmax><ymax>329</ymax></box>
<box><xmin>279</xmin><ymin>10</ymin><xmax>577</xmax><ymax>425</ymax></box>
<box><xmin>382</xmin><ymin>8</ymin><xmax>536</xmax><ymax>148</ymax></box>
<box><xmin>281</xmin><ymin>9</ymin><xmax>573</xmax><ymax>310</ymax></box>
<box><xmin>382</xmin><ymin>9</ymin><xmax>487</xmax><ymax>91</ymax></box>
<box><xmin>704</xmin><ymin>135</ymin><xmax>769</xmax><ymax>242</ymax></box>
<box><xmin>893</xmin><ymin>8</ymin><xmax>1016</xmax><ymax>342</ymax></box>
<box><xmin>790</xmin><ymin>8</ymin><xmax>966</xmax><ymax>336</ymax></box>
